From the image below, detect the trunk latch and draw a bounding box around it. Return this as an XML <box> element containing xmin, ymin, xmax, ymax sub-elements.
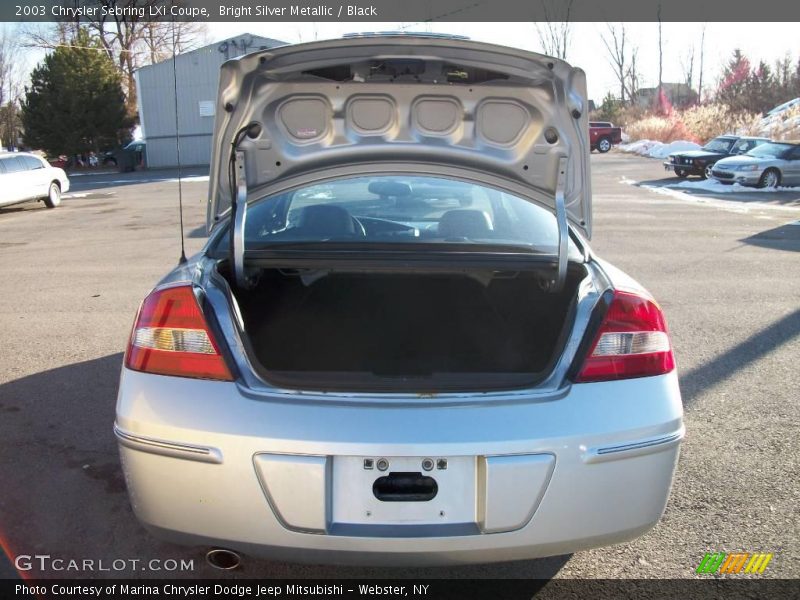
<box><xmin>373</xmin><ymin>472</ymin><xmax>438</xmax><ymax>502</ymax></box>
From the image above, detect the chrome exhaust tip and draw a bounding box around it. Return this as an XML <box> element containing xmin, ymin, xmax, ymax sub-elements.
<box><xmin>206</xmin><ymin>548</ymin><xmax>241</xmax><ymax>570</ymax></box>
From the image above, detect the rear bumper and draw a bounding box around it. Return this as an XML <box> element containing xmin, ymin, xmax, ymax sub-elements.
<box><xmin>115</xmin><ymin>369</ymin><xmax>683</xmax><ymax>566</ymax></box>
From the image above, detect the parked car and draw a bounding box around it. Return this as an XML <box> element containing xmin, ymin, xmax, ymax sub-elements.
<box><xmin>48</xmin><ymin>155</ymin><xmax>70</xmax><ymax>169</ymax></box>
<box><xmin>0</xmin><ymin>152</ymin><xmax>70</xmax><ymax>209</ymax></box>
<box><xmin>101</xmin><ymin>150</ymin><xmax>119</xmax><ymax>167</ymax></box>
<box><xmin>116</xmin><ymin>37</ymin><xmax>683</xmax><ymax>567</ymax></box>
<box><xmin>710</xmin><ymin>141</ymin><xmax>800</xmax><ymax>188</ymax></box>
<box><xmin>97</xmin><ymin>140</ymin><xmax>146</xmax><ymax>172</ymax></box>
<box><xmin>125</xmin><ymin>139</ymin><xmax>146</xmax><ymax>159</ymax></box>
<box><xmin>49</xmin><ymin>152</ymin><xmax>118</xmax><ymax>170</ymax></box>
<box><xmin>663</xmin><ymin>135</ymin><xmax>769</xmax><ymax>179</ymax></box>
<box><xmin>589</xmin><ymin>121</ymin><xmax>623</xmax><ymax>153</ymax></box>
<box><xmin>120</xmin><ymin>140</ymin><xmax>146</xmax><ymax>172</ymax></box>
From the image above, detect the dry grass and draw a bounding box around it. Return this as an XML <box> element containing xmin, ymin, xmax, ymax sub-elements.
<box><xmin>678</xmin><ymin>104</ymin><xmax>758</xmax><ymax>142</ymax></box>
<box><xmin>621</xmin><ymin>103</ymin><xmax>800</xmax><ymax>144</ymax></box>
<box><xmin>624</xmin><ymin>115</ymin><xmax>698</xmax><ymax>144</ymax></box>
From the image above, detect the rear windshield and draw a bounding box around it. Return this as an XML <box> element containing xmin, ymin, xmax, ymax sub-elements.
<box><xmin>236</xmin><ymin>175</ymin><xmax>567</xmax><ymax>254</ymax></box>
<box><xmin>702</xmin><ymin>137</ymin><xmax>735</xmax><ymax>153</ymax></box>
<box><xmin>746</xmin><ymin>142</ymin><xmax>793</xmax><ymax>158</ymax></box>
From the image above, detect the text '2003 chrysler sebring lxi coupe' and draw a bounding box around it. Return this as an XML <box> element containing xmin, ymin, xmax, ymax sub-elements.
<box><xmin>115</xmin><ymin>36</ymin><xmax>684</xmax><ymax>566</ymax></box>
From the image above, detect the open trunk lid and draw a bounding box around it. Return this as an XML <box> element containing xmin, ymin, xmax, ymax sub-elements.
<box><xmin>206</xmin><ymin>35</ymin><xmax>592</xmax><ymax>239</ymax></box>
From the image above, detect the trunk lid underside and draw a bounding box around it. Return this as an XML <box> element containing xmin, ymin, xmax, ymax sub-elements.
<box><xmin>207</xmin><ymin>36</ymin><xmax>592</xmax><ymax>239</ymax></box>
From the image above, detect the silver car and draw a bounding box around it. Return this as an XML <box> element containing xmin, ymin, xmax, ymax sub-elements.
<box><xmin>711</xmin><ymin>141</ymin><xmax>800</xmax><ymax>188</ymax></box>
<box><xmin>115</xmin><ymin>36</ymin><xmax>683</xmax><ymax>567</ymax></box>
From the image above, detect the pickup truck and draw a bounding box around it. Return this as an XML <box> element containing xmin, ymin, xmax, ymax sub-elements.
<box><xmin>589</xmin><ymin>121</ymin><xmax>623</xmax><ymax>153</ymax></box>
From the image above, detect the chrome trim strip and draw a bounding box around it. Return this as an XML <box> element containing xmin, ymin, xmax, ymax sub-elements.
<box><xmin>113</xmin><ymin>424</ymin><xmax>223</xmax><ymax>464</ymax></box>
<box><xmin>584</xmin><ymin>426</ymin><xmax>684</xmax><ymax>464</ymax></box>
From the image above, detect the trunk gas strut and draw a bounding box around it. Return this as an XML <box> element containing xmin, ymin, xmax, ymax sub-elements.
<box><xmin>551</xmin><ymin>156</ymin><xmax>569</xmax><ymax>293</ymax></box>
<box><xmin>232</xmin><ymin>149</ymin><xmax>249</xmax><ymax>289</ymax></box>
<box><xmin>229</xmin><ymin>123</ymin><xmax>262</xmax><ymax>290</ymax></box>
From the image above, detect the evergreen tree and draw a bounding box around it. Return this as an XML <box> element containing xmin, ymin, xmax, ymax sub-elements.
<box><xmin>774</xmin><ymin>54</ymin><xmax>794</xmax><ymax>100</ymax></box>
<box><xmin>716</xmin><ymin>49</ymin><xmax>752</xmax><ymax>113</ymax></box>
<box><xmin>748</xmin><ymin>61</ymin><xmax>778</xmax><ymax>114</ymax></box>
<box><xmin>21</xmin><ymin>29</ymin><xmax>128</xmax><ymax>156</ymax></box>
<box><xmin>597</xmin><ymin>92</ymin><xmax>626</xmax><ymax>123</ymax></box>
<box><xmin>794</xmin><ymin>58</ymin><xmax>800</xmax><ymax>96</ymax></box>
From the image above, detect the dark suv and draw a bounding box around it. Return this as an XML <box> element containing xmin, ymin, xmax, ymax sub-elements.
<box><xmin>664</xmin><ymin>135</ymin><xmax>769</xmax><ymax>179</ymax></box>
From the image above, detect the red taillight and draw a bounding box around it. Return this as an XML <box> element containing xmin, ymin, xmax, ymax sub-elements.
<box><xmin>125</xmin><ymin>285</ymin><xmax>233</xmax><ymax>381</ymax></box>
<box><xmin>576</xmin><ymin>290</ymin><xmax>675</xmax><ymax>383</ymax></box>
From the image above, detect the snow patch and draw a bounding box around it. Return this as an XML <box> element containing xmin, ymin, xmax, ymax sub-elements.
<box><xmin>618</xmin><ymin>139</ymin><xmax>700</xmax><ymax>159</ymax></box>
<box><xmin>755</xmin><ymin>100</ymin><xmax>800</xmax><ymax>138</ymax></box>
<box><xmin>669</xmin><ymin>179</ymin><xmax>791</xmax><ymax>194</ymax></box>
<box><xmin>619</xmin><ymin>176</ymin><xmax>800</xmax><ymax>213</ymax></box>
<box><xmin>163</xmin><ymin>175</ymin><xmax>209</xmax><ymax>183</ymax></box>
<box><xmin>98</xmin><ymin>175</ymin><xmax>209</xmax><ymax>185</ymax></box>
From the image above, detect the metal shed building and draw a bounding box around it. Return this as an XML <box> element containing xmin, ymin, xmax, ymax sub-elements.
<box><xmin>135</xmin><ymin>34</ymin><xmax>287</xmax><ymax>169</ymax></box>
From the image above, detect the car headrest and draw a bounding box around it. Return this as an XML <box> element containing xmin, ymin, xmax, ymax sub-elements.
<box><xmin>296</xmin><ymin>204</ymin><xmax>356</xmax><ymax>236</ymax></box>
<box><xmin>437</xmin><ymin>209</ymin><xmax>494</xmax><ymax>239</ymax></box>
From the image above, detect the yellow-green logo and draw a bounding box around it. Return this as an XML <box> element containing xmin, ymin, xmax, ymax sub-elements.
<box><xmin>696</xmin><ymin>552</ymin><xmax>773</xmax><ymax>574</ymax></box>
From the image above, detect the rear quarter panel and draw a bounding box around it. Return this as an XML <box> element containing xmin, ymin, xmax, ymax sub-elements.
<box><xmin>592</xmin><ymin>257</ymin><xmax>650</xmax><ymax>298</ymax></box>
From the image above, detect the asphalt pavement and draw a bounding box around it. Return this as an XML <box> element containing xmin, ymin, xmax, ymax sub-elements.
<box><xmin>0</xmin><ymin>153</ymin><xmax>797</xmax><ymax>580</ymax></box>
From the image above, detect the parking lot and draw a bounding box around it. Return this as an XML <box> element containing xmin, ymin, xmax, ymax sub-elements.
<box><xmin>0</xmin><ymin>152</ymin><xmax>797</xmax><ymax>579</ymax></box>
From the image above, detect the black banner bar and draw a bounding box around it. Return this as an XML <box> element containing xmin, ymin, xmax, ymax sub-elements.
<box><xmin>4</xmin><ymin>579</ymin><xmax>799</xmax><ymax>600</ymax></box>
<box><xmin>4</xmin><ymin>0</ymin><xmax>800</xmax><ymax>23</ymax></box>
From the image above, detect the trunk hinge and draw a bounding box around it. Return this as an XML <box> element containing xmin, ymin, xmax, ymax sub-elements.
<box><xmin>550</xmin><ymin>156</ymin><xmax>569</xmax><ymax>293</ymax></box>
<box><xmin>231</xmin><ymin>150</ymin><xmax>252</xmax><ymax>289</ymax></box>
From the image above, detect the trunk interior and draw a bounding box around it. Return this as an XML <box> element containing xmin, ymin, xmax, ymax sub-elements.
<box><xmin>218</xmin><ymin>264</ymin><xmax>587</xmax><ymax>392</ymax></box>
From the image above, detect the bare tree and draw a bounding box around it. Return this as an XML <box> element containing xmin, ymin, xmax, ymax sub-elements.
<box><xmin>601</xmin><ymin>24</ymin><xmax>637</xmax><ymax>104</ymax></box>
<box><xmin>697</xmin><ymin>25</ymin><xmax>706</xmax><ymax>104</ymax></box>
<box><xmin>21</xmin><ymin>1</ymin><xmax>207</xmax><ymax>117</ymax></box>
<box><xmin>140</xmin><ymin>22</ymin><xmax>208</xmax><ymax>65</ymax></box>
<box><xmin>681</xmin><ymin>47</ymin><xmax>695</xmax><ymax>91</ymax></box>
<box><xmin>534</xmin><ymin>0</ymin><xmax>574</xmax><ymax>60</ymax></box>
<box><xmin>87</xmin><ymin>1</ymin><xmax>157</xmax><ymax>116</ymax></box>
<box><xmin>0</xmin><ymin>27</ymin><xmax>23</xmax><ymax>149</ymax></box>
<box><xmin>656</xmin><ymin>6</ymin><xmax>663</xmax><ymax>111</ymax></box>
<box><xmin>626</xmin><ymin>48</ymin><xmax>641</xmax><ymax>104</ymax></box>
<box><xmin>0</xmin><ymin>32</ymin><xmax>18</xmax><ymax>104</ymax></box>
<box><xmin>20</xmin><ymin>21</ymin><xmax>83</xmax><ymax>48</ymax></box>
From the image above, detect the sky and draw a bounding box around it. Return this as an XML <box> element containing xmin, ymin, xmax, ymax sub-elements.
<box><xmin>202</xmin><ymin>21</ymin><xmax>800</xmax><ymax>102</ymax></box>
<box><xmin>8</xmin><ymin>21</ymin><xmax>800</xmax><ymax>103</ymax></box>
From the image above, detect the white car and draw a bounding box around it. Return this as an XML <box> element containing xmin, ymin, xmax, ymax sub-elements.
<box><xmin>0</xmin><ymin>152</ymin><xmax>70</xmax><ymax>209</ymax></box>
